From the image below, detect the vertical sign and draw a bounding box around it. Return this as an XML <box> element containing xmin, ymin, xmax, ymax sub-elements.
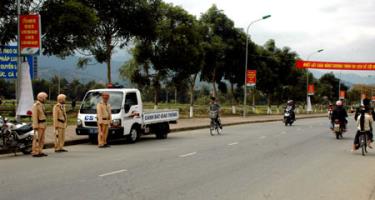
<box><xmin>339</xmin><ymin>91</ymin><xmax>345</xmax><ymax>99</ymax></box>
<box><xmin>246</xmin><ymin>70</ymin><xmax>256</xmax><ymax>87</ymax></box>
<box><xmin>19</xmin><ymin>14</ymin><xmax>41</xmax><ymax>55</ymax></box>
<box><xmin>307</xmin><ymin>84</ymin><xmax>315</xmax><ymax>95</ymax></box>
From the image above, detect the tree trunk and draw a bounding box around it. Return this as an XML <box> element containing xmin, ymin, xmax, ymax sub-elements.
<box><xmin>267</xmin><ymin>94</ymin><xmax>272</xmax><ymax>114</ymax></box>
<box><xmin>105</xmin><ymin>35</ymin><xmax>113</xmax><ymax>84</ymax></box>
<box><xmin>189</xmin><ymin>73</ymin><xmax>198</xmax><ymax>118</ymax></box>
<box><xmin>230</xmin><ymin>82</ymin><xmax>236</xmax><ymax>114</ymax></box>
<box><xmin>211</xmin><ymin>69</ymin><xmax>217</xmax><ymax>97</ymax></box>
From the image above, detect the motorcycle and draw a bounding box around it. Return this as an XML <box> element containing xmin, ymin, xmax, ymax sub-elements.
<box><xmin>283</xmin><ymin>109</ymin><xmax>295</xmax><ymax>126</ymax></box>
<box><xmin>332</xmin><ymin>119</ymin><xmax>344</xmax><ymax>139</ymax></box>
<box><xmin>0</xmin><ymin>116</ymin><xmax>34</xmax><ymax>155</ymax></box>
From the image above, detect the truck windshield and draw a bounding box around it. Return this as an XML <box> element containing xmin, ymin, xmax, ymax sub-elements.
<box><xmin>80</xmin><ymin>91</ymin><xmax>123</xmax><ymax>114</ymax></box>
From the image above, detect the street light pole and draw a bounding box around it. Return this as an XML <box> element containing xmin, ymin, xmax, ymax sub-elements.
<box><xmin>16</xmin><ymin>0</ymin><xmax>21</xmax><ymax>121</ymax></box>
<box><xmin>243</xmin><ymin>15</ymin><xmax>271</xmax><ymax>117</ymax></box>
<box><xmin>338</xmin><ymin>72</ymin><xmax>342</xmax><ymax>99</ymax></box>
<box><xmin>305</xmin><ymin>49</ymin><xmax>324</xmax><ymax>113</ymax></box>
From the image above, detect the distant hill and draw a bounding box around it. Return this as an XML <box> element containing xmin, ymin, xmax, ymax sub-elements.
<box><xmin>311</xmin><ymin>71</ymin><xmax>375</xmax><ymax>87</ymax></box>
<box><xmin>38</xmin><ymin>54</ymin><xmax>131</xmax><ymax>85</ymax></box>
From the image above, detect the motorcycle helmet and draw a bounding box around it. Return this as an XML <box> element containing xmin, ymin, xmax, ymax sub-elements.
<box><xmin>336</xmin><ymin>100</ymin><xmax>343</xmax><ymax>106</ymax></box>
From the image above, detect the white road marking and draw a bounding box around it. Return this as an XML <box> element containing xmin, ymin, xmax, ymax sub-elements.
<box><xmin>98</xmin><ymin>169</ymin><xmax>128</xmax><ymax>177</ymax></box>
<box><xmin>259</xmin><ymin>136</ymin><xmax>267</xmax><ymax>139</ymax></box>
<box><xmin>228</xmin><ymin>142</ymin><xmax>239</xmax><ymax>146</ymax></box>
<box><xmin>179</xmin><ymin>152</ymin><xmax>197</xmax><ymax>158</ymax></box>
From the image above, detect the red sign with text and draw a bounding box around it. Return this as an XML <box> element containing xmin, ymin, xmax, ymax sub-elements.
<box><xmin>307</xmin><ymin>84</ymin><xmax>315</xmax><ymax>95</ymax></box>
<box><xmin>339</xmin><ymin>91</ymin><xmax>345</xmax><ymax>99</ymax></box>
<box><xmin>296</xmin><ymin>60</ymin><xmax>375</xmax><ymax>71</ymax></box>
<box><xmin>246</xmin><ymin>70</ymin><xmax>256</xmax><ymax>86</ymax></box>
<box><xmin>19</xmin><ymin>14</ymin><xmax>41</xmax><ymax>55</ymax></box>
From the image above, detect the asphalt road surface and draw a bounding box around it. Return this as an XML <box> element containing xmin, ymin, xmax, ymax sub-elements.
<box><xmin>1</xmin><ymin>117</ymin><xmax>375</xmax><ymax>200</ymax></box>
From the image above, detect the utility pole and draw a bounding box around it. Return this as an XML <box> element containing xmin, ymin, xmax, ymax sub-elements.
<box><xmin>16</xmin><ymin>0</ymin><xmax>21</xmax><ymax>121</ymax></box>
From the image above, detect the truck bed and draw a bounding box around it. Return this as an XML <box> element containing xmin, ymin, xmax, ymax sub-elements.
<box><xmin>143</xmin><ymin>109</ymin><xmax>179</xmax><ymax>125</ymax></box>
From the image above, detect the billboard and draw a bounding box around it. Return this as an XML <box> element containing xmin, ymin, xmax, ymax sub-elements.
<box><xmin>246</xmin><ymin>70</ymin><xmax>256</xmax><ymax>87</ymax></box>
<box><xmin>0</xmin><ymin>46</ymin><xmax>34</xmax><ymax>79</ymax></box>
<box><xmin>19</xmin><ymin>14</ymin><xmax>41</xmax><ymax>55</ymax></box>
<box><xmin>296</xmin><ymin>60</ymin><xmax>375</xmax><ymax>71</ymax></box>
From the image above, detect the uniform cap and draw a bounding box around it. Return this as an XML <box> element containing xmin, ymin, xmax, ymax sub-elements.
<box><xmin>37</xmin><ymin>92</ymin><xmax>48</xmax><ymax>101</ymax></box>
<box><xmin>57</xmin><ymin>94</ymin><xmax>66</xmax><ymax>102</ymax></box>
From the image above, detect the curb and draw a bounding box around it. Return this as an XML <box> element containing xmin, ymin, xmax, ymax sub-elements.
<box><xmin>1</xmin><ymin>114</ymin><xmax>325</xmax><ymax>155</ymax></box>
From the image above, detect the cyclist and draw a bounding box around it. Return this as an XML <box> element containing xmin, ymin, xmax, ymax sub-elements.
<box><xmin>209</xmin><ymin>96</ymin><xmax>222</xmax><ymax>130</ymax></box>
<box><xmin>285</xmin><ymin>100</ymin><xmax>296</xmax><ymax>121</ymax></box>
<box><xmin>352</xmin><ymin>106</ymin><xmax>373</xmax><ymax>151</ymax></box>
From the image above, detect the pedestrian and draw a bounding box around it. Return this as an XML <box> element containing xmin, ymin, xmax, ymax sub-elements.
<box><xmin>53</xmin><ymin>94</ymin><xmax>68</xmax><ymax>152</ymax></box>
<box><xmin>96</xmin><ymin>92</ymin><xmax>111</xmax><ymax>148</ymax></box>
<box><xmin>71</xmin><ymin>98</ymin><xmax>76</xmax><ymax>111</ymax></box>
<box><xmin>31</xmin><ymin>92</ymin><xmax>48</xmax><ymax>157</ymax></box>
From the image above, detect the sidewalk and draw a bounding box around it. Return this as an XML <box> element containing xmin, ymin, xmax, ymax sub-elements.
<box><xmin>40</xmin><ymin>113</ymin><xmax>326</xmax><ymax>148</ymax></box>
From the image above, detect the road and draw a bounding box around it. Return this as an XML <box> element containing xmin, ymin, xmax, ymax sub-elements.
<box><xmin>1</xmin><ymin>117</ymin><xmax>375</xmax><ymax>200</ymax></box>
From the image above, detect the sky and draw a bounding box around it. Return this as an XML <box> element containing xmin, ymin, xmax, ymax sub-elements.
<box><xmin>161</xmin><ymin>0</ymin><xmax>375</xmax><ymax>77</ymax></box>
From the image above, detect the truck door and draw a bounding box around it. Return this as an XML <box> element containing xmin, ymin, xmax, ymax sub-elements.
<box><xmin>123</xmin><ymin>92</ymin><xmax>141</xmax><ymax>135</ymax></box>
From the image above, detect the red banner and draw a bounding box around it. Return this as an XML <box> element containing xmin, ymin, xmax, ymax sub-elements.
<box><xmin>246</xmin><ymin>70</ymin><xmax>256</xmax><ymax>86</ymax></box>
<box><xmin>19</xmin><ymin>14</ymin><xmax>41</xmax><ymax>55</ymax></box>
<box><xmin>307</xmin><ymin>84</ymin><xmax>314</xmax><ymax>95</ymax></box>
<box><xmin>296</xmin><ymin>60</ymin><xmax>375</xmax><ymax>71</ymax></box>
<box><xmin>339</xmin><ymin>91</ymin><xmax>345</xmax><ymax>99</ymax></box>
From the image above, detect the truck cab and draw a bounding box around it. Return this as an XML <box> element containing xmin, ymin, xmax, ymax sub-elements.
<box><xmin>76</xmin><ymin>88</ymin><xmax>179</xmax><ymax>143</ymax></box>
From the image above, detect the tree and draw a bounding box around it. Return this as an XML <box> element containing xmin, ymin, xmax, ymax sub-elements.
<box><xmin>316</xmin><ymin>73</ymin><xmax>348</xmax><ymax>102</ymax></box>
<box><xmin>0</xmin><ymin>0</ymin><xmax>39</xmax><ymax>45</ymax></box>
<box><xmin>200</xmin><ymin>5</ymin><xmax>236</xmax><ymax>97</ymax></box>
<box><xmin>40</xmin><ymin>0</ymin><xmax>98</xmax><ymax>57</ymax></box>
<box><xmin>39</xmin><ymin>0</ymin><xmax>162</xmax><ymax>84</ymax></box>
<box><xmin>121</xmin><ymin>3</ymin><xmax>205</xmax><ymax>110</ymax></box>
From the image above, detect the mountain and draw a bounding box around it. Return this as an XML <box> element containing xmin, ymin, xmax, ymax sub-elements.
<box><xmin>37</xmin><ymin>54</ymin><xmax>131</xmax><ymax>85</ymax></box>
<box><xmin>311</xmin><ymin>71</ymin><xmax>375</xmax><ymax>87</ymax></box>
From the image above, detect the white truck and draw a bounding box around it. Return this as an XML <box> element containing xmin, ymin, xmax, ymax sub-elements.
<box><xmin>76</xmin><ymin>88</ymin><xmax>179</xmax><ymax>143</ymax></box>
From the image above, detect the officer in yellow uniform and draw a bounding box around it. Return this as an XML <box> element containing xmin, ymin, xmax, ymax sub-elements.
<box><xmin>31</xmin><ymin>92</ymin><xmax>48</xmax><ymax>157</ymax></box>
<box><xmin>53</xmin><ymin>94</ymin><xmax>68</xmax><ymax>152</ymax></box>
<box><xmin>96</xmin><ymin>92</ymin><xmax>112</xmax><ymax>148</ymax></box>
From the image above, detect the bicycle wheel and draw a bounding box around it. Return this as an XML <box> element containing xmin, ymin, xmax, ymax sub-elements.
<box><xmin>360</xmin><ymin>135</ymin><xmax>366</xmax><ymax>156</ymax></box>
<box><xmin>210</xmin><ymin>120</ymin><xmax>215</xmax><ymax>136</ymax></box>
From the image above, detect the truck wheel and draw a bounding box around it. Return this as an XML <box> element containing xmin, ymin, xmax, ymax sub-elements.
<box><xmin>89</xmin><ymin>135</ymin><xmax>98</xmax><ymax>144</ymax></box>
<box><xmin>127</xmin><ymin>128</ymin><xmax>139</xmax><ymax>144</ymax></box>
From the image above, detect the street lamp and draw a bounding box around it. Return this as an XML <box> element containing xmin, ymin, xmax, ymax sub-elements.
<box><xmin>243</xmin><ymin>14</ymin><xmax>271</xmax><ymax>117</ymax></box>
<box><xmin>306</xmin><ymin>49</ymin><xmax>324</xmax><ymax>113</ymax></box>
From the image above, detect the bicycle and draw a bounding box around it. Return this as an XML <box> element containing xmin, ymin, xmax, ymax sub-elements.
<box><xmin>359</xmin><ymin>131</ymin><xmax>369</xmax><ymax>156</ymax></box>
<box><xmin>209</xmin><ymin>111</ymin><xmax>222</xmax><ymax>136</ymax></box>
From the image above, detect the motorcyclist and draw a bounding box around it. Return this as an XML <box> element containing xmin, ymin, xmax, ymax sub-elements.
<box><xmin>331</xmin><ymin>100</ymin><xmax>348</xmax><ymax>131</ymax></box>
<box><xmin>285</xmin><ymin>100</ymin><xmax>296</xmax><ymax>121</ymax></box>
<box><xmin>209</xmin><ymin>97</ymin><xmax>222</xmax><ymax>130</ymax></box>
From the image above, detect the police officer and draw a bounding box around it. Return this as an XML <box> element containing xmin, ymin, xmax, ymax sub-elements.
<box><xmin>53</xmin><ymin>94</ymin><xmax>68</xmax><ymax>152</ymax></box>
<box><xmin>97</xmin><ymin>92</ymin><xmax>112</xmax><ymax>148</ymax></box>
<box><xmin>31</xmin><ymin>92</ymin><xmax>48</xmax><ymax>157</ymax></box>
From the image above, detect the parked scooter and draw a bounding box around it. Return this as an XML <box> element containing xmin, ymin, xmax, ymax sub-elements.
<box><xmin>0</xmin><ymin>116</ymin><xmax>34</xmax><ymax>155</ymax></box>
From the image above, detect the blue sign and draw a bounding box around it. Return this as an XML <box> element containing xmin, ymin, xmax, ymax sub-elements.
<box><xmin>0</xmin><ymin>46</ymin><xmax>34</xmax><ymax>79</ymax></box>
